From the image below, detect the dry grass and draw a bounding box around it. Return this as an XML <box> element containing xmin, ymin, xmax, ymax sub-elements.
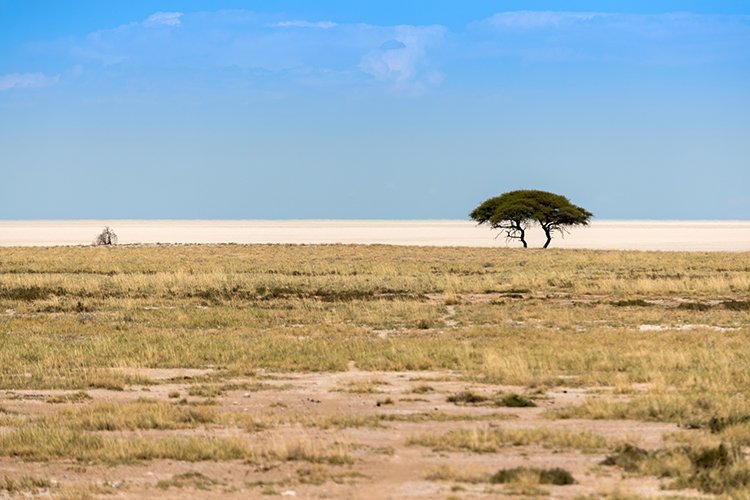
<box><xmin>45</xmin><ymin>391</ymin><xmax>93</xmax><ymax>404</ymax></box>
<box><xmin>52</xmin><ymin>482</ymin><xmax>118</xmax><ymax>500</ymax></box>
<box><xmin>0</xmin><ymin>245</ymin><xmax>748</xmax><ymax>494</ymax></box>
<box><xmin>1</xmin><ymin>244</ymin><xmax>747</xmax><ymax>297</ymax></box>
<box><xmin>601</xmin><ymin>442</ymin><xmax>750</xmax><ymax>494</ymax></box>
<box><xmin>0</xmin><ymin>426</ymin><xmax>351</xmax><ymax>465</ymax></box>
<box><xmin>425</xmin><ymin>464</ymin><xmax>491</xmax><ymax>483</ymax></box>
<box><xmin>335</xmin><ymin>377</ymin><xmax>390</xmax><ymax>394</ymax></box>
<box><xmin>0</xmin><ymin>475</ymin><xmax>52</xmax><ymax>494</ymax></box>
<box><xmin>157</xmin><ymin>472</ymin><xmax>222</xmax><ymax>490</ymax></box>
<box><xmin>407</xmin><ymin>427</ymin><xmax>612</xmax><ymax>453</ymax></box>
<box><xmin>429</xmin><ymin>464</ymin><xmax>568</xmax><ymax>496</ymax></box>
<box><xmin>552</xmin><ymin>392</ymin><xmax>750</xmax><ymax>431</ymax></box>
<box><xmin>54</xmin><ymin>400</ymin><xmax>217</xmax><ymax>431</ymax></box>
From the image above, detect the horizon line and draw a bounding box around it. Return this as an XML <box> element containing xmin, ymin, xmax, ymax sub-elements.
<box><xmin>0</xmin><ymin>218</ymin><xmax>748</xmax><ymax>223</ymax></box>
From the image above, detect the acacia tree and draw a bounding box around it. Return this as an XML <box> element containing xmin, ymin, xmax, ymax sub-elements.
<box><xmin>469</xmin><ymin>193</ymin><xmax>535</xmax><ymax>247</ymax></box>
<box><xmin>470</xmin><ymin>190</ymin><xmax>592</xmax><ymax>248</ymax></box>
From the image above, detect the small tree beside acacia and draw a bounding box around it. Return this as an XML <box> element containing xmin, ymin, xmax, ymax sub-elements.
<box><xmin>470</xmin><ymin>190</ymin><xmax>592</xmax><ymax>248</ymax></box>
<box><xmin>94</xmin><ymin>227</ymin><xmax>118</xmax><ymax>246</ymax></box>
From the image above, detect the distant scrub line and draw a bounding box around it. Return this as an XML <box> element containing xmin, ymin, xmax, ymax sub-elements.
<box><xmin>0</xmin><ymin>284</ymin><xmax>429</xmax><ymax>303</ymax></box>
<box><xmin>609</xmin><ymin>298</ymin><xmax>750</xmax><ymax>311</ymax></box>
<box><xmin>1</xmin><ymin>285</ymin><xmax>748</xmax><ymax>310</ymax></box>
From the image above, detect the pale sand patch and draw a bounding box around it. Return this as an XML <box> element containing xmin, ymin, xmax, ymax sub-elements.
<box><xmin>0</xmin><ymin>219</ymin><xmax>749</xmax><ymax>250</ymax></box>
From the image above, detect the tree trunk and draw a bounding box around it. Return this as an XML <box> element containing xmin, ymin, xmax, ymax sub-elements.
<box><xmin>515</xmin><ymin>222</ymin><xmax>528</xmax><ymax>248</ymax></box>
<box><xmin>542</xmin><ymin>226</ymin><xmax>552</xmax><ymax>249</ymax></box>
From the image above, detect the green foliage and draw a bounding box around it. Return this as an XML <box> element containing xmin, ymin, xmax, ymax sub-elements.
<box><xmin>470</xmin><ymin>190</ymin><xmax>592</xmax><ymax>248</ymax></box>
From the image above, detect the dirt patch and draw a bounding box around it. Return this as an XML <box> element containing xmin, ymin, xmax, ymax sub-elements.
<box><xmin>0</xmin><ymin>370</ymin><xmax>708</xmax><ymax>498</ymax></box>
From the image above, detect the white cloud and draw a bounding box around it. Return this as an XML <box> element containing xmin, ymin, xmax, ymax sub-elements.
<box><xmin>72</xmin><ymin>11</ymin><xmax>445</xmax><ymax>91</ymax></box>
<box><xmin>144</xmin><ymin>12</ymin><xmax>183</xmax><ymax>27</ymax></box>
<box><xmin>0</xmin><ymin>73</ymin><xmax>58</xmax><ymax>91</ymax></box>
<box><xmin>359</xmin><ymin>25</ymin><xmax>445</xmax><ymax>89</ymax></box>
<box><xmin>273</xmin><ymin>20</ymin><xmax>337</xmax><ymax>29</ymax></box>
<box><xmin>486</xmin><ymin>11</ymin><xmax>604</xmax><ymax>29</ymax></box>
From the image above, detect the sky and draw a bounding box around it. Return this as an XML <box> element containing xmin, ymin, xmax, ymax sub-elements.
<box><xmin>1</xmin><ymin>1</ymin><xmax>749</xmax><ymax>220</ymax></box>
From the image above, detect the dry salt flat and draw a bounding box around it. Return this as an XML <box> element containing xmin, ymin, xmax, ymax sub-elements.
<box><xmin>0</xmin><ymin>220</ymin><xmax>748</xmax><ymax>251</ymax></box>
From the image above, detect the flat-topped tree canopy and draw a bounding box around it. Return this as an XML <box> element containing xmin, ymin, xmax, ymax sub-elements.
<box><xmin>470</xmin><ymin>190</ymin><xmax>592</xmax><ymax>248</ymax></box>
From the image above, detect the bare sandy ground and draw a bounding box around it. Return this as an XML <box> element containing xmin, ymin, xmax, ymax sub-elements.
<box><xmin>0</xmin><ymin>370</ymin><xmax>704</xmax><ymax>499</ymax></box>
<box><xmin>0</xmin><ymin>220</ymin><xmax>748</xmax><ymax>250</ymax></box>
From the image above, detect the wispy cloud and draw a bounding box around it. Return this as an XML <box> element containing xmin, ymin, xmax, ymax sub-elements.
<box><xmin>11</xmin><ymin>9</ymin><xmax>748</xmax><ymax>99</ymax></box>
<box><xmin>144</xmin><ymin>12</ymin><xmax>183</xmax><ymax>27</ymax></box>
<box><xmin>0</xmin><ymin>73</ymin><xmax>58</xmax><ymax>91</ymax></box>
<box><xmin>486</xmin><ymin>11</ymin><xmax>604</xmax><ymax>29</ymax></box>
<box><xmin>273</xmin><ymin>20</ymin><xmax>337</xmax><ymax>29</ymax></box>
<box><xmin>473</xmin><ymin>11</ymin><xmax>750</xmax><ymax>64</ymax></box>
<box><xmin>39</xmin><ymin>11</ymin><xmax>445</xmax><ymax>93</ymax></box>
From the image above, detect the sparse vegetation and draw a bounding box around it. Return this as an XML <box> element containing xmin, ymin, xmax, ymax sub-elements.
<box><xmin>425</xmin><ymin>465</ymin><xmax>491</xmax><ymax>484</ymax></box>
<box><xmin>157</xmin><ymin>472</ymin><xmax>222</xmax><ymax>490</ymax></box>
<box><xmin>490</xmin><ymin>467</ymin><xmax>575</xmax><ymax>485</ymax></box>
<box><xmin>408</xmin><ymin>427</ymin><xmax>611</xmax><ymax>453</ymax></box>
<box><xmin>677</xmin><ymin>301</ymin><xmax>712</xmax><ymax>311</ymax></box>
<box><xmin>601</xmin><ymin>442</ymin><xmax>750</xmax><ymax>495</ymax></box>
<box><xmin>551</xmin><ymin>393</ymin><xmax>750</xmax><ymax>430</ymax></box>
<box><xmin>611</xmin><ymin>299</ymin><xmax>651</xmax><ymax>307</ymax></box>
<box><xmin>447</xmin><ymin>391</ymin><xmax>488</xmax><ymax>405</ymax></box>
<box><xmin>496</xmin><ymin>394</ymin><xmax>536</xmax><ymax>408</ymax></box>
<box><xmin>0</xmin><ymin>245</ymin><xmax>747</xmax><ymax>496</ymax></box>
<box><xmin>723</xmin><ymin>300</ymin><xmax>750</xmax><ymax>311</ymax></box>
<box><xmin>297</xmin><ymin>466</ymin><xmax>367</xmax><ymax>486</ymax></box>
<box><xmin>336</xmin><ymin>378</ymin><xmax>389</xmax><ymax>394</ymax></box>
<box><xmin>0</xmin><ymin>475</ymin><xmax>52</xmax><ymax>494</ymax></box>
<box><xmin>45</xmin><ymin>391</ymin><xmax>92</xmax><ymax>404</ymax></box>
<box><xmin>52</xmin><ymin>400</ymin><xmax>217</xmax><ymax>431</ymax></box>
<box><xmin>0</xmin><ymin>426</ymin><xmax>351</xmax><ymax>465</ymax></box>
<box><xmin>94</xmin><ymin>226</ymin><xmax>118</xmax><ymax>246</ymax></box>
<box><xmin>188</xmin><ymin>384</ymin><xmax>225</xmax><ymax>398</ymax></box>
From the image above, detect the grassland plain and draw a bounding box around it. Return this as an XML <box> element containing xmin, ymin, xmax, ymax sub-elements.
<box><xmin>0</xmin><ymin>244</ymin><xmax>748</xmax><ymax>498</ymax></box>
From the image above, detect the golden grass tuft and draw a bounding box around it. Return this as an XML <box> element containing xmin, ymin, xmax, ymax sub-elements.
<box><xmin>0</xmin><ymin>475</ymin><xmax>52</xmax><ymax>494</ymax></box>
<box><xmin>425</xmin><ymin>464</ymin><xmax>491</xmax><ymax>483</ymax></box>
<box><xmin>408</xmin><ymin>427</ymin><xmax>611</xmax><ymax>453</ymax></box>
<box><xmin>0</xmin><ymin>426</ymin><xmax>351</xmax><ymax>465</ymax></box>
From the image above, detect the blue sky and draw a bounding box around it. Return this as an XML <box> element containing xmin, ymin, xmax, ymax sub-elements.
<box><xmin>1</xmin><ymin>1</ymin><xmax>748</xmax><ymax>219</ymax></box>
